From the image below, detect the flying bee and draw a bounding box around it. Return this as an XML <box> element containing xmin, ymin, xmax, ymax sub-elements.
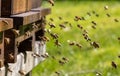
<box><xmin>114</xmin><ymin>19</ymin><xmax>119</xmax><ymax>22</ymax></box>
<box><xmin>63</xmin><ymin>21</ymin><xmax>69</xmax><ymax>24</ymax></box>
<box><xmin>106</xmin><ymin>13</ymin><xmax>111</xmax><ymax>17</ymax></box>
<box><xmin>118</xmin><ymin>55</ymin><xmax>120</xmax><ymax>58</ymax></box>
<box><xmin>83</xmin><ymin>30</ymin><xmax>88</xmax><ymax>34</ymax></box>
<box><xmin>12</xmin><ymin>29</ymin><xmax>20</xmax><ymax>36</ymax></box>
<box><xmin>90</xmin><ymin>41</ymin><xmax>99</xmax><ymax>48</ymax></box>
<box><xmin>118</xmin><ymin>37</ymin><xmax>120</xmax><ymax>40</ymax></box>
<box><xmin>58</xmin><ymin>16</ymin><xmax>62</xmax><ymax>20</ymax></box>
<box><xmin>77</xmin><ymin>24</ymin><xmax>83</xmax><ymax>30</ymax></box>
<box><xmin>111</xmin><ymin>61</ymin><xmax>117</xmax><ymax>69</ymax></box>
<box><xmin>96</xmin><ymin>14</ymin><xmax>99</xmax><ymax>17</ymax></box>
<box><xmin>9</xmin><ymin>53</ymin><xmax>14</xmax><ymax>60</ymax></box>
<box><xmin>4</xmin><ymin>37</ymin><xmax>10</xmax><ymax>45</ymax></box>
<box><xmin>59</xmin><ymin>60</ymin><xmax>65</xmax><ymax>65</ymax></box>
<box><xmin>74</xmin><ymin>16</ymin><xmax>81</xmax><ymax>21</ymax></box>
<box><xmin>92</xmin><ymin>10</ymin><xmax>96</xmax><ymax>14</ymax></box>
<box><xmin>68</xmin><ymin>41</ymin><xmax>76</xmax><ymax>46</ymax></box>
<box><xmin>50</xmin><ymin>33</ymin><xmax>59</xmax><ymax>39</ymax></box>
<box><xmin>48</xmin><ymin>0</ymin><xmax>54</xmax><ymax>6</ymax></box>
<box><xmin>48</xmin><ymin>22</ymin><xmax>56</xmax><ymax>28</ymax></box>
<box><xmin>44</xmin><ymin>52</ymin><xmax>49</xmax><ymax>58</ymax></box>
<box><xmin>62</xmin><ymin>57</ymin><xmax>69</xmax><ymax>62</ymax></box>
<box><xmin>38</xmin><ymin>36</ymin><xmax>50</xmax><ymax>42</ymax></box>
<box><xmin>51</xmin><ymin>56</ymin><xmax>56</xmax><ymax>60</ymax></box>
<box><xmin>49</xmin><ymin>18</ymin><xmax>54</xmax><ymax>21</ymax></box>
<box><xmin>95</xmin><ymin>71</ymin><xmax>102</xmax><ymax>76</ymax></box>
<box><xmin>81</xmin><ymin>17</ymin><xmax>85</xmax><ymax>20</ymax></box>
<box><xmin>55</xmin><ymin>71</ymin><xmax>60</xmax><ymax>76</ymax></box>
<box><xmin>91</xmin><ymin>25</ymin><xmax>96</xmax><ymax>29</ymax></box>
<box><xmin>104</xmin><ymin>5</ymin><xmax>108</xmax><ymax>10</ymax></box>
<box><xmin>91</xmin><ymin>21</ymin><xmax>97</xmax><ymax>25</ymax></box>
<box><xmin>55</xmin><ymin>39</ymin><xmax>61</xmax><ymax>47</ymax></box>
<box><xmin>59</xmin><ymin>24</ymin><xmax>66</xmax><ymax>29</ymax></box>
<box><xmin>87</xmin><ymin>12</ymin><xmax>91</xmax><ymax>16</ymax></box>
<box><xmin>76</xmin><ymin>43</ymin><xmax>82</xmax><ymax>48</ymax></box>
<box><xmin>19</xmin><ymin>70</ymin><xmax>25</xmax><ymax>75</ymax></box>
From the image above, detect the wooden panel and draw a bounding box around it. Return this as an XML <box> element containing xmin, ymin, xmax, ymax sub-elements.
<box><xmin>11</xmin><ymin>11</ymin><xmax>41</xmax><ymax>29</ymax></box>
<box><xmin>0</xmin><ymin>32</ymin><xmax>4</xmax><ymax>68</ymax></box>
<box><xmin>4</xmin><ymin>29</ymin><xmax>17</xmax><ymax>63</ymax></box>
<box><xmin>31</xmin><ymin>7</ymin><xmax>51</xmax><ymax>17</ymax></box>
<box><xmin>31</xmin><ymin>0</ymin><xmax>42</xmax><ymax>9</ymax></box>
<box><xmin>1</xmin><ymin>0</ymin><xmax>27</xmax><ymax>16</ymax></box>
<box><xmin>0</xmin><ymin>18</ymin><xmax>13</xmax><ymax>32</ymax></box>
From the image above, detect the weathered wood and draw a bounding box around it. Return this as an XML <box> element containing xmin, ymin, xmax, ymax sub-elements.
<box><xmin>11</xmin><ymin>11</ymin><xmax>41</xmax><ymax>29</ymax></box>
<box><xmin>31</xmin><ymin>7</ymin><xmax>51</xmax><ymax>17</ymax></box>
<box><xmin>1</xmin><ymin>0</ymin><xmax>27</xmax><ymax>16</ymax></box>
<box><xmin>0</xmin><ymin>32</ymin><xmax>4</xmax><ymax>68</ymax></box>
<box><xmin>31</xmin><ymin>0</ymin><xmax>42</xmax><ymax>9</ymax></box>
<box><xmin>4</xmin><ymin>29</ymin><xmax>17</xmax><ymax>63</ymax></box>
<box><xmin>0</xmin><ymin>18</ymin><xmax>13</xmax><ymax>32</ymax></box>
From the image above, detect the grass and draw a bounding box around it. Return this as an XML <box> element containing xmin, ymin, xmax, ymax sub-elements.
<box><xmin>32</xmin><ymin>1</ymin><xmax>120</xmax><ymax>76</ymax></box>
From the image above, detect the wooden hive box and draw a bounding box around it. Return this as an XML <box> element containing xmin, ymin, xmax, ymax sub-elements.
<box><xmin>27</xmin><ymin>0</ymin><xmax>42</xmax><ymax>11</ymax></box>
<box><xmin>0</xmin><ymin>18</ymin><xmax>13</xmax><ymax>68</ymax></box>
<box><xmin>1</xmin><ymin>0</ymin><xmax>27</xmax><ymax>17</ymax></box>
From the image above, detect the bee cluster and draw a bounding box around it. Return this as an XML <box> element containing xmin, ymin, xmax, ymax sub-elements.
<box><xmin>44</xmin><ymin>1</ymin><xmax>120</xmax><ymax>75</ymax></box>
<box><xmin>0</xmin><ymin>0</ymin><xmax>51</xmax><ymax>76</ymax></box>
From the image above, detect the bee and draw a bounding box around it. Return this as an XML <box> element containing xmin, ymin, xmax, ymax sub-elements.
<box><xmin>76</xmin><ymin>43</ymin><xmax>82</xmax><ymax>48</ymax></box>
<box><xmin>87</xmin><ymin>12</ymin><xmax>91</xmax><ymax>16</ymax></box>
<box><xmin>4</xmin><ymin>37</ymin><xmax>10</xmax><ymax>45</ymax></box>
<box><xmin>25</xmin><ymin>31</ymin><xmax>31</xmax><ymax>36</ymax></box>
<box><xmin>91</xmin><ymin>21</ymin><xmax>97</xmax><ymax>25</ymax></box>
<box><xmin>58</xmin><ymin>16</ymin><xmax>62</xmax><ymax>20</ymax></box>
<box><xmin>59</xmin><ymin>60</ymin><xmax>65</xmax><ymax>65</ymax></box>
<box><xmin>49</xmin><ymin>18</ymin><xmax>54</xmax><ymax>21</ymax></box>
<box><xmin>51</xmin><ymin>56</ymin><xmax>56</xmax><ymax>60</ymax></box>
<box><xmin>55</xmin><ymin>71</ymin><xmax>60</xmax><ymax>76</ymax></box>
<box><xmin>77</xmin><ymin>24</ymin><xmax>83</xmax><ymax>30</ymax></box>
<box><xmin>69</xmin><ymin>23</ymin><xmax>72</xmax><ymax>28</ymax></box>
<box><xmin>81</xmin><ymin>17</ymin><xmax>85</xmax><ymax>20</ymax></box>
<box><xmin>90</xmin><ymin>41</ymin><xmax>99</xmax><ymax>48</ymax></box>
<box><xmin>114</xmin><ymin>19</ymin><xmax>119</xmax><ymax>22</ymax></box>
<box><xmin>19</xmin><ymin>70</ymin><xmax>25</xmax><ymax>75</ymax></box>
<box><xmin>38</xmin><ymin>36</ymin><xmax>50</xmax><ymax>42</ymax></box>
<box><xmin>55</xmin><ymin>40</ymin><xmax>61</xmax><ymax>47</ymax></box>
<box><xmin>96</xmin><ymin>14</ymin><xmax>99</xmax><ymax>17</ymax></box>
<box><xmin>74</xmin><ymin>16</ymin><xmax>81</xmax><ymax>21</ymax></box>
<box><xmin>62</xmin><ymin>57</ymin><xmax>69</xmax><ymax>62</ymax></box>
<box><xmin>111</xmin><ymin>61</ymin><xmax>117</xmax><ymax>69</ymax></box>
<box><xmin>63</xmin><ymin>21</ymin><xmax>69</xmax><ymax>24</ymax></box>
<box><xmin>48</xmin><ymin>22</ymin><xmax>56</xmax><ymax>28</ymax></box>
<box><xmin>59</xmin><ymin>24</ymin><xmax>66</xmax><ymax>29</ymax></box>
<box><xmin>9</xmin><ymin>53</ymin><xmax>14</xmax><ymax>60</ymax></box>
<box><xmin>104</xmin><ymin>5</ymin><xmax>108</xmax><ymax>10</ymax></box>
<box><xmin>12</xmin><ymin>29</ymin><xmax>20</xmax><ymax>36</ymax></box>
<box><xmin>48</xmin><ymin>0</ymin><xmax>54</xmax><ymax>6</ymax></box>
<box><xmin>91</xmin><ymin>25</ymin><xmax>96</xmax><ymax>29</ymax></box>
<box><xmin>50</xmin><ymin>33</ymin><xmax>59</xmax><ymax>39</ymax></box>
<box><xmin>69</xmin><ymin>42</ymin><xmax>75</xmax><ymax>46</ymax></box>
<box><xmin>32</xmin><ymin>23</ymin><xmax>38</xmax><ymax>29</ymax></box>
<box><xmin>118</xmin><ymin>37</ymin><xmax>120</xmax><ymax>40</ymax></box>
<box><xmin>95</xmin><ymin>71</ymin><xmax>102</xmax><ymax>76</ymax></box>
<box><xmin>34</xmin><ymin>53</ymin><xmax>40</xmax><ymax>57</ymax></box>
<box><xmin>83</xmin><ymin>30</ymin><xmax>88</xmax><ymax>34</ymax></box>
<box><xmin>118</xmin><ymin>55</ymin><xmax>120</xmax><ymax>58</ymax></box>
<box><xmin>44</xmin><ymin>52</ymin><xmax>49</xmax><ymax>58</ymax></box>
<box><xmin>92</xmin><ymin>11</ymin><xmax>96</xmax><ymax>14</ymax></box>
<box><xmin>106</xmin><ymin>13</ymin><xmax>111</xmax><ymax>17</ymax></box>
<box><xmin>8</xmin><ymin>68</ymin><xmax>13</xmax><ymax>72</ymax></box>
